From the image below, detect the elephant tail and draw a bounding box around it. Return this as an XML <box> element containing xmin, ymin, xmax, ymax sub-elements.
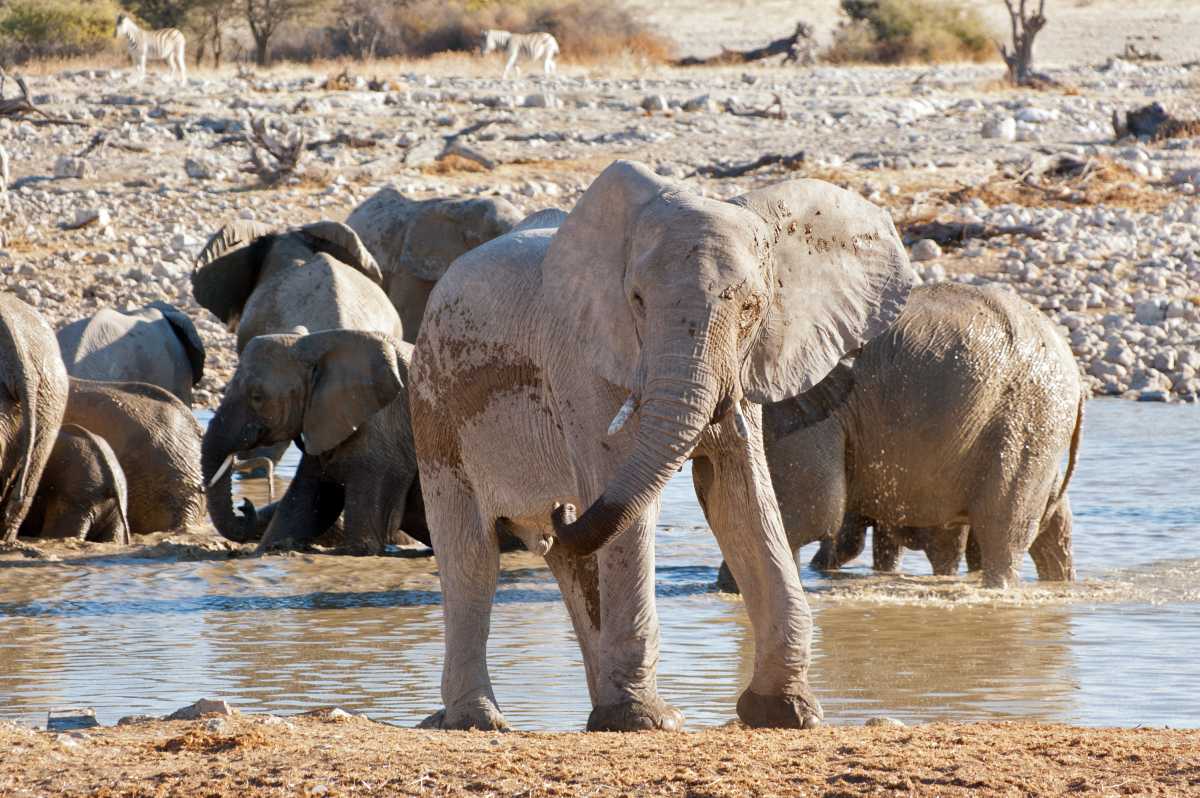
<box><xmin>1056</xmin><ymin>393</ymin><xmax>1085</xmax><ymax>506</ymax></box>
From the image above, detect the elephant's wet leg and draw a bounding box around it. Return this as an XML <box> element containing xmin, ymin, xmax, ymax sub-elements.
<box><xmin>924</xmin><ymin>525</ymin><xmax>968</xmax><ymax>576</ymax></box>
<box><xmin>693</xmin><ymin>411</ymin><xmax>822</xmax><ymax>730</ymax></box>
<box><xmin>1029</xmin><ymin>495</ymin><xmax>1075</xmax><ymax>582</ymax></box>
<box><xmin>543</xmin><ymin>545</ymin><xmax>603</xmax><ymax>707</ymax></box>
<box><xmin>813</xmin><ymin>514</ymin><xmax>866</xmax><ymax>571</ymax></box>
<box><xmin>258</xmin><ymin>454</ymin><xmax>343</xmax><ymax>551</ymax></box>
<box><xmin>420</xmin><ymin>476</ymin><xmax>505</xmax><ymax>731</ymax></box>
<box><xmin>965</xmin><ymin>530</ymin><xmax>982</xmax><ymax>572</ymax></box>
<box><xmin>587</xmin><ymin>507</ymin><xmax>682</xmax><ymax>731</ymax></box>
<box><xmin>872</xmin><ymin>524</ymin><xmax>902</xmax><ymax>572</ymax></box>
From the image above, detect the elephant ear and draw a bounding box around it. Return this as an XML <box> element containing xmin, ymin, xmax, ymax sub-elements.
<box><xmin>540</xmin><ymin>160</ymin><xmax>674</xmax><ymax>390</ymax></box>
<box><xmin>148</xmin><ymin>301</ymin><xmax>205</xmax><ymax>386</ymax></box>
<box><xmin>296</xmin><ymin>221</ymin><xmax>384</xmax><ymax>287</ymax></box>
<box><xmin>399</xmin><ymin>198</ymin><xmax>523</xmax><ymax>282</ymax></box>
<box><xmin>729</xmin><ymin>180</ymin><xmax>915</xmax><ymax>403</ymax></box>
<box><xmin>294</xmin><ymin>330</ymin><xmax>403</xmax><ymax>455</ymax></box>
<box><xmin>192</xmin><ymin>220</ymin><xmax>275</xmax><ymax>327</ymax></box>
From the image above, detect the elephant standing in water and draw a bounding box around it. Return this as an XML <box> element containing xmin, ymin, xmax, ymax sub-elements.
<box><xmin>20</xmin><ymin>424</ymin><xmax>130</xmax><ymax>544</ymax></box>
<box><xmin>192</xmin><ymin>219</ymin><xmax>406</xmax><ymax>544</ymax></box>
<box><xmin>721</xmin><ymin>283</ymin><xmax>1083</xmax><ymax>591</ymax></box>
<box><xmin>346</xmin><ymin>189</ymin><xmax>523</xmax><ymax>342</ymax></box>
<box><xmin>57</xmin><ymin>301</ymin><xmax>205</xmax><ymax>406</ymax></box>
<box><xmin>410</xmin><ymin>161</ymin><xmax>914</xmax><ymax>731</ymax></box>
<box><xmin>0</xmin><ymin>294</ymin><xmax>68</xmax><ymax>542</ymax></box>
<box><xmin>202</xmin><ymin>329</ymin><xmax>428</xmax><ymax>553</ymax></box>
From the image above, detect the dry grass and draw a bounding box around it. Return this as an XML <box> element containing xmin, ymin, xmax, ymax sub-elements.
<box><xmin>826</xmin><ymin>0</ymin><xmax>997</xmax><ymax>65</ymax></box>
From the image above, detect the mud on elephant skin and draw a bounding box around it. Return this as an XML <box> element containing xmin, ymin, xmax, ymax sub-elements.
<box><xmin>19</xmin><ymin>424</ymin><xmax>130</xmax><ymax>544</ymax></box>
<box><xmin>410</xmin><ymin>160</ymin><xmax>914</xmax><ymax>732</ymax></box>
<box><xmin>0</xmin><ymin>293</ymin><xmax>69</xmax><ymax>543</ymax></box>
<box><xmin>721</xmin><ymin>282</ymin><xmax>1084</xmax><ymax>592</ymax></box>
<box><xmin>201</xmin><ymin>329</ymin><xmax>428</xmax><ymax>554</ymax></box>
<box><xmin>346</xmin><ymin>189</ymin><xmax>524</xmax><ymax>342</ymax></box>
<box><xmin>57</xmin><ymin>301</ymin><xmax>205</xmax><ymax>406</ymax></box>
<box><xmin>65</xmin><ymin>378</ymin><xmax>205</xmax><ymax>535</ymax></box>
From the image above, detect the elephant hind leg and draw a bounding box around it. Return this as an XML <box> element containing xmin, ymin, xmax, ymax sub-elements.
<box><xmin>1029</xmin><ymin>496</ymin><xmax>1075</xmax><ymax>582</ymax></box>
<box><xmin>872</xmin><ymin>524</ymin><xmax>902</xmax><ymax>573</ymax></box>
<box><xmin>419</xmin><ymin>475</ymin><xmax>506</xmax><ymax>731</ymax></box>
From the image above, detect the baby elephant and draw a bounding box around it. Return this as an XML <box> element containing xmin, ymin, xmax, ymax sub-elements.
<box><xmin>723</xmin><ymin>282</ymin><xmax>1083</xmax><ymax>590</ymax></box>
<box><xmin>20</xmin><ymin>424</ymin><xmax>130</xmax><ymax>544</ymax></box>
<box><xmin>201</xmin><ymin>328</ymin><xmax>428</xmax><ymax>554</ymax></box>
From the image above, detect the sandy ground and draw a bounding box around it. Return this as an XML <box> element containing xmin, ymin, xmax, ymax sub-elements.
<box><xmin>627</xmin><ymin>0</ymin><xmax>1200</xmax><ymax>64</ymax></box>
<box><xmin>2</xmin><ymin>712</ymin><xmax>1198</xmax><ymax>797</ymax></box>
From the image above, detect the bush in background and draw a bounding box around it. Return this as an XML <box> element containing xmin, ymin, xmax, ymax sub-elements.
<box><xmin>0</xmin><ymin>0</ymin><xmax>124</xmax><ymax>63</ymax></box>
<box><xmin>825</xmin><ymin>0</ymin><xmax>994</xmax><ymax>64</ymax></box>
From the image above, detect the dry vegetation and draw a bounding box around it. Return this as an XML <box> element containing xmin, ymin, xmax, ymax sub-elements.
<box><xmin>825</xmin><ymin>0</ymin><xmax>996</xmax><ymax>65</ymax></box>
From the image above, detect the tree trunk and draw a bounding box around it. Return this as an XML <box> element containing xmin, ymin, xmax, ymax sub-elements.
<box><xmin>255</xmin><ymin>36</ymin><xmax>270</xmax><ymax>67</ymax></box>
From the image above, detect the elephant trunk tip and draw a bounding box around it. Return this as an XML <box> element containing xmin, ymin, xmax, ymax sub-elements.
<box><xmin>549</xmin><ymin>502</ymin><xmax>605</xmax><ymax>557</ymax></box>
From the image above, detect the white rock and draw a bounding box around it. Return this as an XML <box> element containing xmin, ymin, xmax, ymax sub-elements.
<box><xmin>981</xmin><ymin>117</ymin><xmax>1017</xmax><ymax>141</ymax></box>
<box><xmin>911</xmin><ymin>239</ymin><xmax>943</xmax><ymax>262</ymax></box>
<box><xmin>54</xmin><ymin>156</ymin><xmax>92</xmax><ymax>179</ymax></box>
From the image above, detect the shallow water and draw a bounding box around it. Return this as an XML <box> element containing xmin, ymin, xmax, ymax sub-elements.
<box><xmin>1</xmin><ymin>400</ymin><xmax>1197</xmax><ymax>729</ymax></box>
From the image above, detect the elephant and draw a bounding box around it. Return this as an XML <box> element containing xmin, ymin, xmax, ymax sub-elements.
<box><xmin>193</xmin><ymin>218</ymin><xmax>407</xmax><ymax>542</ymax></box>
<box><xmin>200</xmin><ymin>328</ymin><xmax>428</xmax><ymax>552</ymax></box>
<box><xmin>57</xmin><ymin>301</ymin><xmax>205</xmax><ymax>406</ymax></box>
<box><xmin>724</xmin><ymin>282</ymin><xmax>1083</xmax><ymax>591</ymax></box>
<box><xmin>408</xmin><ymin>160</ymin><xmax>915</xmax><ymax>732</ymax></box>
<box><xmin>19</xmin><ymin>424</ymin><xmax>130</xmax><ymax>544</ymax></box>
<box><xmin>0</xmin><ymin>294</ymin><xmax>69</xmax><ymax>543</ymax></box>
<box><xmin>805</xmin><ymin>521</ymin><xmax>973</xmax><ymax>576</ymax></box>
<box><xmin>64</xmin><ymin>378</ymin><xmax>205</xmax><ymax>534</ymax></box>
<box><xmin>346</xmin><ymin>188</ymin><xmax>524</xmax><ymax>342</ymax></box>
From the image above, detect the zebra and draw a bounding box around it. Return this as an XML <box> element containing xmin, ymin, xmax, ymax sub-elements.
<box><xmin>114</xmin><ymin>15</ymin><xmax>187</xmax><ymax>84</ymax></box>
<box><xmin>479</xmin><ymin>30</ymin><xmax>559</xmax><ymax>79</ymax></box>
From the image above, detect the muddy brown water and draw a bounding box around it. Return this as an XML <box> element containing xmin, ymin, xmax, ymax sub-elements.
<box><xmin>1</xmin><ymin>400</ymin><xmax>1197</xmax><ymax>730</ymax></box>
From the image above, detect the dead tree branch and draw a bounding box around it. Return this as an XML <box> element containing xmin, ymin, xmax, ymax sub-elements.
<box><xmin>243</xmin><ymin>116</ymin><xmax>306</xmax><ymax>184</ymax></box>
<box><xmin>692</xmin><ymin>151</ymin><xmax>806</xmax><ymax>179</ymax></box>
<box><xmin>0</xmin><ymin>68</ymin><xmax>89</xmax><ymax>127</ymax></box>
<box><xmin>676</xmin><ymin>22</ymin><xmax>817</xmax><ymax>66</ymax></box>
<box><xmin>726</xmin><ymin>93</ymin><xmax>787</xmax><ymax>120</ymax></box>
<box><xmin>997</xmin><ymin>0</ymin><xmax>1056</xmax><ymax>87</ymax></box>
<box><xmin>902</xmin><ymin>220</ymin><xmax>1044</xmax><ymax>248</ymax></box>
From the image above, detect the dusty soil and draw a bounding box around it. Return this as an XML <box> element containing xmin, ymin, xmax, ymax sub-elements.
<box><xmin>2</xmin><ymin>713</ymin><xmax>1198</xmax><ymax>797</ymax></box>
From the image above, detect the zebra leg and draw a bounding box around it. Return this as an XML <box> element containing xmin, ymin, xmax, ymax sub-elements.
<box><xmin>503</xmin><ymin>51</ymin><xmax>519</xmax><ymax>80</ymax></box>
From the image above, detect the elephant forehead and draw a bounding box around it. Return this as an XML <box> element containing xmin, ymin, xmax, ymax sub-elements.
<box><xmin>631</xmin><ymin>199</ymin><xmax>768</xmax><ymax>283</ymax></box>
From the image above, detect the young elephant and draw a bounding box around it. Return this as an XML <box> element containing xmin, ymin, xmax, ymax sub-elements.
<box><xmin>346</xmin><ymin>189</ymin><xmax>523</xmax><ymax>341</ymax></box>
<box><xmin>65</xmin><ymin>378</ymin><xmax>205</xmax><ymax>534</ymax></box>
<box><xmin>201</xmin><ymin>329</ymin><xmax>428</xmax><ymax>553</ymax></box>
<box><xmin>57</xmin><ymin>301</ymin><xmax>205</xmax><ymax>406</ymax></box>
<box><xmin>20</xmin><ymin>424</ymin><xmax>130</xmax><ymax>544</ymax></box>
<box><xmin>728</xmin><ymin>282</ymin><xmax>1083</xmax><ymax>591</ymax></box>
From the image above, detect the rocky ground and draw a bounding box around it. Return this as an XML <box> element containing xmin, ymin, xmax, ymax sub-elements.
<box><xmin>1</xmin><ymin>55</ymin><xmax>1199</xmax><ymax>404</ymax></box>
<box><xmin>1</xmin><ymin>706</ymin><xmax>1197</xmax><ymax>797</ymax></box>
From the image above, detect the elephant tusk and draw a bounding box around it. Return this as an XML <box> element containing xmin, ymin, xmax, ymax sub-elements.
<box><xmin>207</xmin><ymin>453</ymin><xmax>235</xmax><ymax>489</ymax></box>
<box><xmin>607</xmin><ymin>394</ymin><xmax>639</xmax><ymax>437</ymax></box>
<box><xmin>733</xmin><ymin>406</ymin><xmax>750</xmax><ymax>441</ymax></box>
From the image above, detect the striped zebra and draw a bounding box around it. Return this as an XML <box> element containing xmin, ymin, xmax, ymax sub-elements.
<box><xmin>115</xmin><ymin>15</ymin><xmax>187</xmax><ymax>84</ymax></box>
<box><xmin>479</xmin><ymin>30</ymin><xmax>559</xmax><ymax>79</ymax></box>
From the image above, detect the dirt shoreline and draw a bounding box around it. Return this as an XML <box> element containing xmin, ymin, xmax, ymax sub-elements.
<box><xmin>2</xmin><ymin>713</ymin><xmax>1197</xmax><ymax>797</ymax></box>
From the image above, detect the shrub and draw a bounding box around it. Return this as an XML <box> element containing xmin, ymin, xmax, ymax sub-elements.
<box><xmin>0</xmin><ymin>0</ymin><xmax>125</xmax><ymax>63</ymax></box>
<box><xmin>825</xmin><ymin>0</ymin><xmax>994</xmax><ymax>64</ymax></box>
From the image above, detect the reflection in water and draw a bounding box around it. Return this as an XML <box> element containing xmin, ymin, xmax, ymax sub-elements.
<box><xmin>0</xmin><ymin>400</ymin><xmax>1198</xmax><ymax>729</ymax></box>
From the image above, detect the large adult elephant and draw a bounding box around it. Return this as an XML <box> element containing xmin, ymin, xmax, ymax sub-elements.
<box><xmin>20</xmin><ymin>424</ymin><xmax>130</xmax><ymax>544</ymax></box>
<box><xmin>0</xmin><ymin>294</ymin><xmax>68</xmax><ymax>542</ymax></box>
<box><xmin>192</xmin><ymin>218</ymin><xmax>406</xmax><ymax>544</ymax></box>
<box><xmin>727</xmin><ymin>282</ymin><xmax>1083</xmax><ymax>591</ymax></box>
<box><xmin>346</xmin><ymin>189</ymin><xmax>523</xmax><ymax>341</ymax></box>
<box><xmin>64</xmin><ymin>378</ymin><xmax>205</xmax><ymax>534</ymax></box>
<box><xmin>57</xmin><ymin>302</ymin><xmax>205</xmax><ymax>406</ymax></box>
<box><xmin>409</xmin><ymin>160</ymin><xmax>914</xmax><ymax>732</ymax></box>
<box><xmin>202</xmin><ymin>329</ymin><xmax>427</xmax><ymax>551</ymax></box>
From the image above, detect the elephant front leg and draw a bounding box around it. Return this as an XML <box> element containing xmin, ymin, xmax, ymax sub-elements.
<box><xmin>693</xmin><ymin>408</ymin><xmax>822</xmax><ymax>729</ymax></box>
<box><xmin>258</xmin><ymin>454</ymin><xmax>343</xmax><ymax>552</ymax></box>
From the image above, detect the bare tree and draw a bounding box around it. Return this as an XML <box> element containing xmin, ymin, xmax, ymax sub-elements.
<box><xmin>333</xmin><ymin>0</ymin><xmax>382</xmax><ymax>62</ymax></box>
<box><xmin>244</xmin><ymin>0</ymin><xmax>327</xmax><ymax>66</ymax></box>
<box><xmin>190</xmin><ymin>0</ymin><xmax>237</xmax><ymax>68</ymax></box>
<box><xmin>998</xmin><ymin>0</ymin><xmax>1048</xmax><ymax>86</ymax></box>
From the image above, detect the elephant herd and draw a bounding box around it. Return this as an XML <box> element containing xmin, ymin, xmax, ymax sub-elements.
<box><xmin>1</xmin><ymin>159</ymin><xmax>1086</xmax><ymax>731</ymax></box>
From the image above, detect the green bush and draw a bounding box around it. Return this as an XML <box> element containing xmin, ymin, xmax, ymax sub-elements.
<box><xmin>0</xmin><ymin>0</ymin><xmax>125</xmax><ymax>63</ymax></box>
<box><xmin>825</xmin><ymin>0</ymin><xmax>994</xmax><ymax>64</ymax></box>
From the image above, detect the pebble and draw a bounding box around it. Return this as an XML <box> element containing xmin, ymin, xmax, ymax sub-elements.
<box><xmin>165</xmin><ymin>698</ymin><xmax>237</xmax><ymax>721</ymax></box>
<box><xmin>981</xmin><ymin>117</ymin><xmax>1017</xmax><ymax>141</ymax></box>
<box><xmin>911</xmin><ymin>239</ymin><xmax>943</xmax><ymax>262</ymax></box>
<box><xmin>866</xmin><ymin>716</ymin><xmax>907</xmax><ymax>727</ymax></box>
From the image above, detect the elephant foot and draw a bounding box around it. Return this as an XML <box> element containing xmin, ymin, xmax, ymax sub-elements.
<box><xmin>587</xmin><ymin>698</ymin><xmax>684</xmax><ymax>732</ymax></box>
<box><xmin>417</xmin><ymin>698</ymin><xmax>508</xmax><ymax>731</ymax></box>
<box><xmin>715</xmin><ymin>560</ymin><xmax>740</xmax><ymax>594</ymax></box>
<box><xmin>736</xmin><ymin>687</ymin><xmax>823</xmax><ymax>729</ymax></box>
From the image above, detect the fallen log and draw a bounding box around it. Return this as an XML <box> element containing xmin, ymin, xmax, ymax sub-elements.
<box><xmin>903</xmin><ymin>220</ymin><xmax>1044</xmax><ymax>248</ymax></box>
<box><xmin>726</xmin><ymin>93</ymin><xmax>786</xmax><ymax>120</ymax></box>
<box><xmin>242</xmin><ymin>116</ymin><xmax>306</xmax><ymax>184</ymax></box>
<box><xmin>692</xmin><ymin>151</ymin><xmax>806</xmax><ymax>179</ymax></box>
<box><xmin>0</xmin><ymin>68</ymin><xmax>89</xmax><ymax>127</ymax></box>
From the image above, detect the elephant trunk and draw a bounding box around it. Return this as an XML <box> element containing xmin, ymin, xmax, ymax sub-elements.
<box><xmin>201</xmin><ymin>405</ymin><xmax>260</xmax><ymax>544</ymax></box>
<box><xmin>554</xmin><ymin>310</ymin><xmax>734</xmax><ymax>557</ymax></box>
